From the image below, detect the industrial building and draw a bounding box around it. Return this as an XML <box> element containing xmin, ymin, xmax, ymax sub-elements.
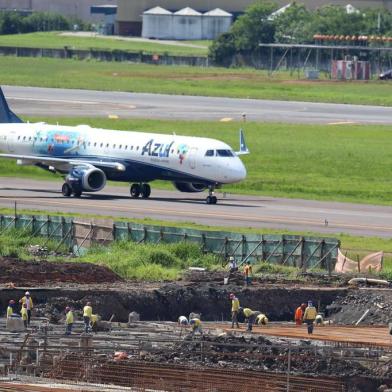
<box><xmin>141</xmin><ymin>6</ymin><xmax>232</xmax><ymax>40</ymax></box>
<box><xmin>117</xmin><ymin>0</ymin><xmax>392</xmax><ymax>36</ymax></box>
<box><xmin>0</xmin><ymin>0</ymin><xmax>118</xmax><ymax>22</ymax></box>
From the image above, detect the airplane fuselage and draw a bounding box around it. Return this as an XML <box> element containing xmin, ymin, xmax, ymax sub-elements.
<box><xmin>0</xmin><ymin>123</ymin><xmax>247</xmax><ymax>185</ymax></box>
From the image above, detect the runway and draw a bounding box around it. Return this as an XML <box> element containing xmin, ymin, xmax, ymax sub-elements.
<box><xmin>4</xmin><ymin>85</ymin><xmax>392</xmax><ymax>124</ymax></box>
<box><xmin>1</xmin><ymin>178</ymin><xmax>391</xmax><ymax>237</ymax></box>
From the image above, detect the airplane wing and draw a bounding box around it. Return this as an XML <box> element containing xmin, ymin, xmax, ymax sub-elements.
<box><xmin>235</xmin><ymin>128</ymin><xmax>250</xmax><ymax>156</ymax></box>
<box><xmin>0</xmin><ymin>153</ymin><xmax>126</xmax><ymax>171</ymax></box>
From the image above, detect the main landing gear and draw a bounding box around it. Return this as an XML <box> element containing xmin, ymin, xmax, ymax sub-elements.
<box><xmin>130</xmin><ymin>183</ymin><xmax>151</xmax><ymax>199</ymax></box>
<box><xmin>206</xmin><ymin>186</ymin><xmax>217</xmax><ymax>205</ymax></box>
<box><xmin>62</xmin><ymin>183</ymin><xmax>82</xmax><ymax>198</ymax></box>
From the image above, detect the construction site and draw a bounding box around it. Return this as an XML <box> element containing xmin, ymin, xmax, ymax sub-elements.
<box><xmin>1</xmin><ymin>251</ymin><xmax>392</xmax><ymax>392</ymax></box>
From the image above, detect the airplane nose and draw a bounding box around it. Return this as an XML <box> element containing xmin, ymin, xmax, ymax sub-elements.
<box><xmin>230</xmin><ymin>161</ymin><xmax>247</xmax><ymax>182</ymax></box>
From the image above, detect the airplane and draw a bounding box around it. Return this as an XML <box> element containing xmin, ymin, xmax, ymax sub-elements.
<box><xmin>0</xmin><ymin>87</ymin><xmax>248</xmax><ymax>204</ymax></box>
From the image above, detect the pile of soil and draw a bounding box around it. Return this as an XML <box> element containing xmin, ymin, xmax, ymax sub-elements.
<box><xmin>0</xmin><ymin>257</ymin><xmax>122</xmax><ymax>285</ymax></box>
<box><xmin>327</xmin><ymin>289</ymin><xmax>392</xmax><ymax>325</ymax></box>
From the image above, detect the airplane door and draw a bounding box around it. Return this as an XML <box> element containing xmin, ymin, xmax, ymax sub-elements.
<box><xmin>188</xmin><ymin>147</ymin><xmax>197</xmax><ymax>169</ymax></box>
<box><xmin>7</xmin><ymin>131</ymin><xmax>15</xmax><ymax>152</ymax></box>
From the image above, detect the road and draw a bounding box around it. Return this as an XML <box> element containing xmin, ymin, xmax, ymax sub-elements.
<box><xmin>0</xmin><ymin>178</ymin><xmax>391</xmax><ymax>237</ymax></box>
<box><xmin>4</xmin><ymin>85</ymin><xmax>392</xmax><ymax>124</ymax></box>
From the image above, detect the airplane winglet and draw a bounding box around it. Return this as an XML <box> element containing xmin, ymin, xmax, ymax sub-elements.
<box><xmin>236</xmin><ymin>128</ymin><xmax>249</xmax><ymax>155</ymax></box>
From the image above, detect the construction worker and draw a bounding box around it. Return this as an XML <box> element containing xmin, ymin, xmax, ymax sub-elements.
<box><xmin>229</xmin><ymin>256</ymin><xmax>238</xmax><ymax>273</ymax></box>
<box><xmin>243</xmin><ymin>262</ymin><xmax>252</xmax><ymax>286</ymax></box>
<box><xmin>83</xmin><ymin>302</ymin><xmax>93</xmax><ymax>333</ymax></box>
<box><xmin>303</xmin><ymin>301</ymin><xmax>317</xmax><ymax>335</ymax></box>
<box><xmin>19</xmin><ymin>291</ymin><xmax>33</xmax><ymax>326</ymax></box>
<box><xmin>315</xmin><ymin>314</ymin><xmax>324</xmax><ymax>326</ymax></box>
<box><xmin>178</xmin><ymin>315</ymin><xmax>189</xmax><ymax>326</ymax></box>
<box><xmin>90</xmin><ymin>314</ymin><xmax>99</xmax><ymax>333</ymax></box>
<box><xmin>189</xmin><ymin>318</ymin><xmax>203</xmax><ymax>336</ymax></box>
<box><xmin>21</xmin><ymin>303</ymin><xmax>28</xmax><ymax>328</ymax></box>
<box><xmin>229</xmin><ymin>293</ymin><xmax>240</xmax><ymax>329</ymax></box>
<box><xmin>65</xmin><ymin>307</ymin><xmax>74</xmax><ymax>335</ymax></box>
<box><xmin>256</xmin><ymin>313</ymin><xmax>268</xmax><ymax>326</ymax></box>
<box><xmin>241</xmin><ymin>307</ymin><xmax>260</xmax><ymax>332</ymax></box>
<box><xmin>294</xmin><ymin>303</ymin><xmax>307</xmax><ymax>326</ymax></box>
<box><xmin>7</xmin><ymin>300</ymin><xmax>16</xmax><ymax>318</ymax></box>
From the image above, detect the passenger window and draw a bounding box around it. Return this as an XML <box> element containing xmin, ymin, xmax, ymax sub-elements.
<box><xmin>205</xmin><ymin>150</ymin><xmax>214</xmax><ymax>157</ymax></box>
<box><xmin>100</xmin><ymin>143</ymin><xmax>103</xmax><ymax>148</ymax></box>
<box><xmin>119</xmin><ymin>145</ymin><xmax>122</xmax><ymax>149</ymax></box>
<box><xmin>17</xmin><ymin>136</ymin><xmax>20</xmax><ymax>140</ymax></box>
<box><xmin>113</xmin><ymin>144</ymin><xmax>116</xmax><ymax>148</ymax></box>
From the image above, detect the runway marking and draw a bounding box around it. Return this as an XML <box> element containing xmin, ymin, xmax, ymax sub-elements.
<box><xmin>2</xmin><ymin>196</ymin><xmax>392</xmax><ymax>233</ymax></box>
<box><xmin>220</xmin><ymin>117</ymin><xmax>233</xmax><ymax>122</ymax></box>
<box><xmin>10</xmin><ymin>97</ymin><xmax>136</xmax><ymax>109</ymax></box>
<box><xmin>328</xmin><ymin>121</ymin><xmax>358</xmax><ymax>125</ymax></box>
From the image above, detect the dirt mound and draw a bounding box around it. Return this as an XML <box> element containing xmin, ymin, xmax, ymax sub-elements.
<box><xmin>327</xmin><ymin>289</ymin><xmax>392</xmax><ymax>325</ymax></box>
<box><xmin>0</xmin><ymin>257</ymin><xmax>122</xmax><ymax>285</ymax></box>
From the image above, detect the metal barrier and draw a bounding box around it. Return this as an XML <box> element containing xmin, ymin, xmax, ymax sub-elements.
<box><xmin>0</xmin><ymin>214</ymin><xmax>339</xmax><ymax>271</ymax></box>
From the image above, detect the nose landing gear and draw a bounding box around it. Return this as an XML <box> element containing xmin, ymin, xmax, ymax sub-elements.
<box><xmin>130</xmin><ymin>183</ymin><xmax>151</xmax><ymax>199</ymax></box>
<box><xmin>206</xmin><ymin>187</ymin><xmax>217</xmax><ymax>204</ymax></box>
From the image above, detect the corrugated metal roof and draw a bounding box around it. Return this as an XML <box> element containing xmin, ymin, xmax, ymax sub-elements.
<box><xmin>174</xmin><ymin>7</ymin><xmax>201</xmax><ymax>16</ymax></box>
<box><xmin>143</xmin><ymin>6</ymin><xmax>172</xmax><ymax>15</ymax></box>
<box><xmin>203</xmin><ymin>8</ymin><xmax>232</xmax><ymax>17</ymax></box>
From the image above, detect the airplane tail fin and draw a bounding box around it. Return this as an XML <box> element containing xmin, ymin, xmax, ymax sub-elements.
<box><xmin>0</xmin><ymin>87</ymin><xmax>23</xmax><ymax>123</ymax></box>
<box><xmin>236</xmin><ymin>128</ymin><xmax>249</xmax><ymax>155</ymax></box>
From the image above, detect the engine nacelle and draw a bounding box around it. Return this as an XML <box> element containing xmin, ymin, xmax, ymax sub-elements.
<box><xmin>67</xmin><ymin>166</ymin><xmax>106</xmax><ymax>192</ymax></box>
<box><xmin>173</xmin><ymin>182</ymin><xmax>206</xmax><ymax>193</ymax></box>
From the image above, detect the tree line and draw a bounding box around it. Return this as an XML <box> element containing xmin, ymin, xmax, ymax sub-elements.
<box><xmin>0</xmin><ymin>11</ymin><xmax>90</xmax><ymax>35</ymax></box>
<box><xmin>209</xmin><ymin>1</ymin><xmax>392</xmax><ymax>66</ymax></box>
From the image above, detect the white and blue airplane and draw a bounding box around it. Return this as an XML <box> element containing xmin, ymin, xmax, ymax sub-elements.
<box><xmin>0</xmin><ymin>88</ymin><xmax>248</xmax><ymax>204</ymax></box>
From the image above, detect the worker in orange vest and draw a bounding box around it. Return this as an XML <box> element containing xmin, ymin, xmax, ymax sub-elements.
<box><xmin>294</xmin><ymin>303</ymin><xmax>307</xmax><ymax>325</ymax></box>
<box><xmin>243</xmin><ymin>262</ymin><xmax>252</xmax><ymax>286</ymax></box>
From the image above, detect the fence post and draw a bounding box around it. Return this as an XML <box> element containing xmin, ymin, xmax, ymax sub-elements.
<box><xmin>286</xmin><ymin>341</ymin><xmax>291</xmax><ymax>392</ymax></box>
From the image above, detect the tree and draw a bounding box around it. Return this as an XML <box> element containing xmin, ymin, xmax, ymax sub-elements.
<box><xmin>208</xmin><ymin>32</ymin><xmax>236</xmax><ymax>66</ymax></box>
<box><xmin>231</xmin><ymin>1</ymin><xmax>276</xmax><ymax>52</ymax></box>
<box><xmin>274</xmin><ymin>3</ymin><xmax>314</xmax><ymax>43</ymax></box>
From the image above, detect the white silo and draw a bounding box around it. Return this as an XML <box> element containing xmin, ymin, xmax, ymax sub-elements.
<box><xmin>173</xmin><ymin>7</ymin><xmax>202</xmax><ymax>40</ymax></box>
<box><xmin>142</xmin><ymin>6</ymin><xmax>173</xmax><ymax>39</ymax></box>
<box><xmin>202</xmin><ymin>8</ymin><xmax>233</xmax><ymax>40</ymax></box>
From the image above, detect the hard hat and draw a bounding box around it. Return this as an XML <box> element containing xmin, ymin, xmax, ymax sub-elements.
<box><xmin>229</xmin><ymin>256</ymin><xmax>234</xmax><ymax>261</ymax></box>
<box><xmin>65</xmin><ymin>306</ymin><xmax>70</xmax><ymax>311</ymax></box>
<box><xmin>87</xmin><ymin>301</ymin><xmax>92</xmax><ymax>306</ymax></box>
<box><xmin>25</xmin><ymin>291</ymin><xmax>30</xmax><ymax>296</ymax></box>
<box><xmin>301</xmin><ymin>303</ymin><xmax>307</xmax><ymax>308</ymax></box>
<box><xmin>229</xmin><ymin>293</ymin><xmax>235</xmax><ymax>299</ymax></box>
<box><xmin>308</xmin><ymin>300</ymin><xmax>313</xmax><ymax>306</ymax></box>
<box><xmin>9</xmin><ymin>299</ymin><xmax>15</xmax><ymax>304</ymax></box>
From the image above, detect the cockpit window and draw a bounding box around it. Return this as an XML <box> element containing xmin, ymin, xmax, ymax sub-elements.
<box><xmin>205</xmin><ymin>149</ymin><xmax>214</xmax><ymax>157</ymax></box>
<box><xmin>216</xmin><ymin>149</ymin><xmax>234</xmax><ymax>157</ymax></box>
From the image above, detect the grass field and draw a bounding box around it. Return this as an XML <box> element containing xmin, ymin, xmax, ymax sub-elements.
<box><xmin>0</xmin><ymin>218</ymin><xmax>391</xmax><ymax>280</ymax></box>
<box><xmin>1</xmin><ymin>117</ymin><xmax>391</xmax><ymax>206</ymax></box>
<box><xmin>0</xmin><ymin>56</ymin><xmax>391</xmax><ymax>105</ymax></box>
<box><xmin>0</xmin><ymin>32</ymin><xmax>209</xmax><ymax>56</ymax></box>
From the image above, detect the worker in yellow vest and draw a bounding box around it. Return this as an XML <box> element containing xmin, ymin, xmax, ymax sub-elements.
<box><xmin>189</xmin><ymin>318</ymin><xmax>203</xmax><ymax>336</ymax></box>
<box><xmin>65</xmin><ymin>306</ymin><xmax>74</xmax><ymax>335</ymax></box>
<box><xmin>19</xmin><ymin>291</ymin><xmax>33</xmax><ymax>326</ymax></box>
<box><xmin>256</xmin><ymin>313</ymin><xmax>268</xmax><ymax>326</ymax></box>
<box><xmin>7</xmin><ymin>300</ymin><xmax>16</xmax><ymax>318</ymax></box>
<box><xmin>241</xmin><ymin>307</ymin><xmax>261</xmax><ymax>332</ymax></box>
<box><xmin>83</xmin><ymin>302</ymin><xmax>93</xmax><ymax>333</ymax></box>
<box><xmin>21</xmin><ymin>303</ymin><xmax>28</xmax><ymax>328</ymax></box>
<box><xmin>303</xmin><ymin>301</ymin><xmax>317</xmax><ymax>335</ymax></box>
<box><xmin>229</xmin><ymin>293</ymin><xmax>240</xmax><ymax>329</ymax></box>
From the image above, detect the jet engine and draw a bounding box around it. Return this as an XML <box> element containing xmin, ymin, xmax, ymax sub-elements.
<box><xmin>68</xmin><ymin>166</ymin><xmax>107</xmax><ymax>192</ymax></box>
<box><xmin>173</xmin><ymin>182</ymin><xmax>206</xmax><ymax>193</ymax></box>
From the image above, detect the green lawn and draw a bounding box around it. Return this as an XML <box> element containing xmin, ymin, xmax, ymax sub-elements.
<box><xmin>0</xmin><ymin>32</ymin><xmax>209</xmax><ymax>56</ymax></box>
<box><xmin>0</xmin><ymin>56</ymin><xmax>391</xmax><ymax>105</ymax></box>
<box><xmin>1</xmin><ymin>117</ymin><xmax>392</xmax><ymax>206</ymax></box>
